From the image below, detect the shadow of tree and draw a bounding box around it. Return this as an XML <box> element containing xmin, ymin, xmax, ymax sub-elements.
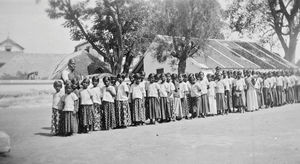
<box><xmin>41</xmin><ymin>127</ymin><xmax>51</xmax><ymax>130</ymax></box>
<box><xmin>34</xmin><ymin>132</ymin><xmax>53</xmax><ymax>137</ymax></box>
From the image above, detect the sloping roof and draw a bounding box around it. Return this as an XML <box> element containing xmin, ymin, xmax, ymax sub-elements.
<box><xmin>0</xmin><ymin>51</ymin><xmax>21</xmax><ymax>64</ymax></box>
<box><xmin>137</xmin><ymin>35</ymin><xmax>297</xmax><ymax>72</ymax></box>
<box><xmin>0</xmin><ymin>37</ymin><xmax>24</xmax><ymax>50</ymax></box>
<box><xmin>0</xmin><ymin>53</ymin><xmax>65</xmax><ymax>79</ymax></box>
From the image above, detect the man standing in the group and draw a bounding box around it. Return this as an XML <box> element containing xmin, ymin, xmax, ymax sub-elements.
<box><xmin>62</xmin><ymin>59</ymin><xmax>82</xmax><ymax>84</ymax></box>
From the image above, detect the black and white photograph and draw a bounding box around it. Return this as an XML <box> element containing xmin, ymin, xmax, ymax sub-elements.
<box><xmin>0</xmin><ymin>0</ymin><xmax>300</xmax><ymax>163</ymax></box>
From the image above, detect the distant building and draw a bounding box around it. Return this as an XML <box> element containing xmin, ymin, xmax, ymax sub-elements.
<box><xmin>0</xmin><ymin>37</ymin><xmax>24</xmax><ymax>52</ymax></box>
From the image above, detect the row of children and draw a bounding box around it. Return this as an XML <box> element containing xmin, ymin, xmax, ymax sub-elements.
<box><xmin>51</xmin><ymin>69</ymin><xmax>300</xmax><ymax>136</ymax></box>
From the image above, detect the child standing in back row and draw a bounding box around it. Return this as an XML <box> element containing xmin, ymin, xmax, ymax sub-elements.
<box><xmin>51</xmin><ymin>80</ymin><xmax>64</xmax><ymax>135</ymax></box>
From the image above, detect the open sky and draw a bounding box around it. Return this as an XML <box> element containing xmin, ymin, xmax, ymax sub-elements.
<box><xmin>0</xmin><ymin>0</ymin><xmax>299</xmax><ymax>61</ymax></box>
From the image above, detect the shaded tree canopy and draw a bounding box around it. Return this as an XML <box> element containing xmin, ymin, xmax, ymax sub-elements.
<box><xmin>225</xmin><ymin>0</ymin><xmax>300</xmax><ymax>63</ymax></box>
<box><xmin>46</xmin><ymin>0</ymin><xmax>151</xmax><ymax>74</ymax></box>
<box><xmin>149</xmin><ymin>0</ymin><xmax>224</xmax><ymax>74</ymax></box>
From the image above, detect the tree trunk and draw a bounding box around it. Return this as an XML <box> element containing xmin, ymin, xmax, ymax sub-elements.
<box><xmin>178</xmin><ymin>58</ymin><xmax>187</xmax><ymax>74</ymax></box>
<box><xmin>284</xmin><ymin>35</ymin><xmax>298</xmax><ymax>63</ymax></box>
<box><xmin>122</xmin><ymin>53</ymin><xmax>134</xmax><ymax>74</ymax></box>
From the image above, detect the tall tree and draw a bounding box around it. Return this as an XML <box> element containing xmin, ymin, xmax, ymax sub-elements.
<box><xmin>46</xmin><ymin>0</ymin><xmax>150</xmax><ymax>74</ymax></box>
<box><xmin>225</xmin><ymin>0</ymin><xmax>300</xmax><ymax>63</ymax></box>
<box><xmin>149</xmin><ymin>0</ymin><xmax>224</xmax><ymax>74</ymax></box>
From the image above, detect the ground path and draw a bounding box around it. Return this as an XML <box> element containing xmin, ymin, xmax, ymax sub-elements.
<box><xmin>0</xmin><ymin>101</ymin><xmax>300</xmax><ymax>164</ymax></box>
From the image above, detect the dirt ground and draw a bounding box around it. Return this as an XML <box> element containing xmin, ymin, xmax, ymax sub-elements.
<box><xmin>0</xmin><ymin>97</ymin><xmax>300</xmax><ymax>164</ymax></box>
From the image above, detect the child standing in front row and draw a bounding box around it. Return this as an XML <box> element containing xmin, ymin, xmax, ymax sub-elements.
<box><xmin>51</xmin><ymin>80</ymin><xmax>64</xmax><ymax>135</ymax></box>
<box><xmin>130</xmin><ymin>74</ymin><xmax>146</xmax><ymax>125</ymax></box>
<box><xmin>116</xmin><ymin>73</ymin><xmax>131</xmax><ymax>128</ymax></box>
<box><xmin>215</xmin><ymin>74</ymin><xmax>226</xmax><ymax>115</ymax></box>
<box><xmin>90</xmin><ymin>76</ymin><xmax>102</xmax><ymax>131</ymax></box>
<box><xmin>101</xmin><ymin>76</ymin><xmax>117</xmax><ymax>130</ymax></box>
<box><xmin>207</xmin><ymin>74</ymin><xmax>217</xmax><ymax>115</ymax></box>
<box><xmin>79</xmin><ymin>78</ymin><xmax>94</xmax><ymax>133</ymax></box>
<box><xmin>61</xmin><ymin>83</ymin><xmax>79</xmax><ymax>136</ymax></box>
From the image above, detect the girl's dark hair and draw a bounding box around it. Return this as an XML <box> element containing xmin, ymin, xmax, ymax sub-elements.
<box><xmin>133</xmin><ymin>73</ymin><xmax>141</xmax><ymax>80</ymax></box>
<box><xmin>103</xmin><ymin>76</ymin><xmax>111</xmax><ymax>83</ymax></box>
<box><xmin>81</xmin><ymin>77</ymin><xmax>90</xmax><ymax>85</ymax></box>
<box><xmin>171</xmin><ymin>73</ymin><xmax>177</xmax><ymax>80</ymax></box>
<box><xmin>65</xmin><ymin>83</ymin><xmax>73</xmax><ymax>91</ymax></box>
<box><xmin>92</xmin><ymin>76</ymin><xmax>99</xmax><ymax>82</ymax></box>
<box><xmin>148</xmin><ymin>73</ymin><xmax>154</xmax><ymax>80</ymax></box>
<box><xmin>71</xmin><ymin>79</ymin><xmax>80</xmax><ymax>89</ymax></box>
<box><xmin>117</xmin><ymin>73</ymin><xmax>126</xmax><ymax>80</ymax></box>
<box><xmin>53</xmin><ymin>80</ymin><xmax>62</xmax><ymax>88</ymax></box>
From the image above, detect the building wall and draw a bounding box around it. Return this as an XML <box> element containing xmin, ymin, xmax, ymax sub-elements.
<box><xmin>0</xmin><ymin>43</ymin><xmax>23</xmax><ymax>52</ymax></box>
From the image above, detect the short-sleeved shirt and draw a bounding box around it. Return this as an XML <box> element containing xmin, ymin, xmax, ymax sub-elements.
<box><xmin>235</xmin><ymin>79</ymin><xmax>245</xmax><ymax>91</ymax></box>
<box><xmin>178</xmin><ymin>82</ymin><xmax>188</xmax><ymax>98</ymax></box>
<box><xmin>198</xmin><ymin>79</ymin><xmax>209</xmax><ymax>94</ymax></box>
<box><xmin>190</xmin><ymin>82</ymin><xmax>201</xmax><ymax>97</ymax></box>
<box><xmin>130</xmin><ymin>83</ymin><xmax>145</xmax><ymax>99</ymax></box>
<box><xmin>80</xmin><ymin>89</ymin><xmax>93</xmax><ymax>105</ymax></box>
<box><xmin>116</xmin><ymin>82</ymin><xmax>129</xmax><ymax>101</ymax></box>
<box><xmin>216</xmin><ymin>80</ymin><xmax>225</xmax><ymax>93</ymax></box>
<box><xmin>90</xmin><ymin>87</ymin><xmax>102</xmax><ymax>104</ymax></box>
<box><xmin>52</xmin><ymin>91</ymin><xmax>64</xmax><ymax>110</ymax></box>
<box><xmin>159</xmin><ymin>82</ymin><xmax>170</xmax><ymax>97</ymax></box>
<box><xmin>147</xmin><ymin>82</ymin><xmax>160</xmax><ymax>98</ymax></box>
<box><xmin>62</xmin><ymin>92</ymin><xmax>78</xmax><ymax>112</ymax></box>
<box><xmin>167</xmin><ymin>81</ymin><xmax>175</xmax><ymax>98</ymax></box>
<box><xmin>263</xmin><ymin>78</ymin><xmax>270</xmax><ymax>88</ymax></box>
<box><xmin>101</xmin><ymin>86</ymin><xmax>116</xmax><ymax>103</ymax></box>
<box><xmin>222</xmin><ymin>78</ymin><xmax>230</xmax><ymax>91</ymax></box>
<box><xmin>276</xmin><ymin>76</ymin><xmax>284</xmax><ymax>86</ymax></box>
<box><xmin>139</xmin><ymin>80</ymin><xmax>148</xmax><ymax>97</ymax></box>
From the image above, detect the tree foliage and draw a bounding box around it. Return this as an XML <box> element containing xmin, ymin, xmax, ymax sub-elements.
<box><xmin>46</xmin><ymin>0</ymin><xmax>151</xmax><ymax>74</ymax></box>
<box><xmin>149</xmin><ymin>0</ymin><xmax>224</xmax><ymax>74</ymax></box>
<box><xmin>225</xmin><ymin>0</ymin><xmax>300</xmax><ymax>63</ymax></box>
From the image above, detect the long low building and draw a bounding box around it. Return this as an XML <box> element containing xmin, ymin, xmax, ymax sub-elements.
<box><xmin>132</xmin><ymin>35</ymin><xmax>297</xmax><ymax>74</ymax></box>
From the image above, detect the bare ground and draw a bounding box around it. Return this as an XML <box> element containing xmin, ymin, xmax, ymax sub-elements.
<box><xmin>0</xmin><ymin>98</ymin><xmax>300</xmax><ymax>164</ymax></box>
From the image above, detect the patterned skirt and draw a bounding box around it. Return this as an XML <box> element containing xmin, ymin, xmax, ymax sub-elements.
<box><xmin>225</xmin><ymin>90</ymin><xmax>232</xmax><ymax>110</ymax></box>
<box><xmin>51</xmin><ymin>108</ymin><xmax>61</xmax><ymax>135</ymax></box>
<box><xmin>160</xmin><ymin>97</ymin><xmax>171</xmax><ymax>121</ymax></box>
<box><xmin>233</xmin><ymin>91</ymin><xmax>244</xmax><ymax>108</ymax></box>
<box><xmin>276</xmin><ymin>86</ymin><xmax>283</xmax><ymax>106</ymax></box>
<box><xmin>201</xmin><ymin>94</ymin><xmax>209</xmax><ymax>114</ymax></box>
<box><xmin>180</xmin><ymin>97</ymin><xmax>189</xmax><ymax>117</ymax></box>
<box><xmin>62</xmin><ymin>111</ymin><xmax>78</xmax><ymax>135</ymax></box>
<box><xmin>115</xmin><ymin>100</ymin><xmax>132</xmax><ymax>127</ymax></box>
<box><xmin>132</xmin><ymin>98</ymin><xmax>146</xmax><ymax>122</ymax></box>
<box><xmin>168</xmin><ymin>97</ymin><xmax>175</xmax><ymax>120</ymax></box>
<box><xmin>146</xmin><ymin>97</ymin><xmax>160</xmax><ymax>120</ymax></box>
<box><xmin>271</xmin><ymin>88</ymin><xmax>278</xmax><ymax>106</ymax></box>
<box><xmin>256</xmin><ymin>89</ymin><xmax>263</xmax><ymax>107</ymax></box>
<box><xmin>93</xmin><ymin>103</ymin><xmax>102</xmax><ymax>131</ymax></box>
<box><xmin>102</xmin><ymin>101</ymin><xmax>116</xmax><ymax>130</ymax></box>
<box><xmin>216</xmin><ymin>93</ymin><xmax>226</xmax><ymax>111</ymax></box>
<box><xmin>79</xmin><ymin>105</ymin><xmax>94</xmax><ymax>131</ymax></box>
<box><xmin>189</xmin><ymin>96</ymin><xmax>201</xmax><ymax>117</ymax></box>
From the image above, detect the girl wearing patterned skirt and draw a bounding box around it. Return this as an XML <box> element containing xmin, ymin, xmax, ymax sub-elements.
<box><xmin>130</xmin><ymin>74</ymin><xmax>146</xmax><ymax>125</ymax></box>
<box><xmin>172</xmin><ymin>74</ymin><xmax>183</xmax><ymax>119</ymax></box>
<box><xmin>178</xmin><ymin>74</ymin><xmax>190</xmax><ymax>119</ymax></box>
<box><xmin>145</xmin><ymin>73</ymin><xmax>160</xmax><ymax>124</ymax></box>
<box><xmin>51</xmin><ymin>80</ymin><xmax>64</xmax><ymax>135</ymax></box>
<box><xmin>101</xmin><ymin>76</ymin><xmax>117</xmax><ymax>130</ymax></box>
<box><xmin>91</xmin><ymin>76</ymin><xmax>102</xmax><ymax>131</ymax></box>
<box><xmin>159</xmin><ymin>74</ymin><xmax>171</xmax><ymax>122</ymax></box>
<box><xmin>207</xmin><ymin>74</ymin><xmax>217</xmax><ymax>115</ymax></box>
<box><xmin>115</xmin><ymin>73</ymin><xmax>131</xmax><ymax>128</ymax></box>
<box><xmin>166</xmin><ymin>73</ymin><xmax>175</xmax><ymax>121</ymax></box>
<box><xmin>61</xmin><ymin>83</ymin><xmax>79</xmax><ymax>136</ymax></box>
<box><xmin>79</xmin><ymin>78</ymin><xmax>94</xmax><ymax>133</ymax></box>
<box><xmin>215</xmin><ymin>74</ymin><xmax>226</xmax><ymax>115</ymax></box>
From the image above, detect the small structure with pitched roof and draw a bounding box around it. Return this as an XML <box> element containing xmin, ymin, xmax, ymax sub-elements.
<box><xmin>0</xmin><ymin>37</ymin><xmax>24</xmax><ymax>52</ymax></box>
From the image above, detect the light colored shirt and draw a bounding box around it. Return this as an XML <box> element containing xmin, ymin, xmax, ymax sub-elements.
<box><xmin>198</xmin><ymin>79</ymin><xmax>209</xmax><ymax>94</ymax></box>
<box><xmin>52</xmin><ymin>91</ymin><xmax>64</xmax><ymax>110</ymax></box>
<box><xmin>61</xmin><ymin>68</ymin><xmax>71</xmax><ymax>82</ymax></box>
<box><xmin>276</xmin><ymin>76</ymin><xmax>284</xmax><ymax>86</ymax></box>
<box><xmin>167</xmin><ymin>81</ymin><xmax>175</xmax><ymax>98</ymax></box>
<box><xmin>222</xmin><ymin>78</ymin><xmax>230</xmax><ymax>91</ymax></box>
<box><xmin>263</xmin><ymin>78</ymin><xmax>270</xmax><ymax>88</ymax></box>
<box><xmin>179</xmin><ymin>82</ymin><xmax>188</xmax><ymax>98</ymax></box>
<box><xmin>90</xmin><ymin>87</ymin><xmax>102</xmax><ymax>104</ymax></box>
<box><xmin>80</xmin><ymin>89</ymin><xmax>93</xmax><ymax>105</ymax></box>
<box><xmin>62</xmin><ymin>92</ymin><xmax>78</xmax><ymax>112</ymax></box>
<box><xmin>208</xmin><ymin>81</ymin><xmax>216</xmax><ymax>97</ymax></box>
<box><xmin>159</xmin><ymin>82</ymin><xmax>170</xmax><ymax>97</ymax></box>
<box><xmin>130</xmin><ymin>83</ymin><xmax>145</xmax><ymax>99</ymax></box>
<box><xmin>216</xmin><ymin>80</ymin><xmax>225</xmax><ymax>93</ymax></box>
<box><xmin>139</xmin><ymin>80</ymin><xmax>148</xmax><ymax>97</ymax></box>
<box><xmin>235</xmin><ymin>79</ymin><xmax>245</xmax><ymax>91</ymax></box>
<box><xmin>116</xmin><ymin>82</ymin><xmax>129</xmax><ymax>101</ymax></box>
<box><xmin>190</xmin><ymin>83</ymin><xmax>201</xmax><ymax>97</ymax></box>
<box><xmin>147</xmin><ymin>82</ymin><xmax>160</xmax><ymax>98</ymax></box>
<box><xmin>102</xmin><ymin>86</ymin><xmax>116</xmax><ymax>103</ymax></box>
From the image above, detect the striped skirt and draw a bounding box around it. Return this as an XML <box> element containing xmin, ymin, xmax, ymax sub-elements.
<box><xmin>168</xmin><ymin>97</ymin><xmax>175</xmax><ymax>120</ymax></box>
<box><xmin>216</xmin><ymin>93</ymin><xmax>226</xmax><ymax>112</ymax></box>
<box><xmin>62</xmin><ymin>111</ymin><xmax>78</xmax><ymax>135</ymax></box>
<box><xmin>51</xmin><ymin>108</ymin><xmax>61</xmax><ymax>135</ymax></box>
<box><xmin>276</xmin><ymin>86</ymin><xmax>283</xmax><ymax>105</ymax></box>
<box><xmin>189</xmin><ymin>96</ymin><xmax>201</xmax><ymax>117</ymax></box>
<box><xmin>93</xmin><ymin>103</ymin><xmax>102</xmax><ymax>131</ymax></box>
<box><xmin>115</xmin><ymin>100</ymin><xmax>131</xmax><ymax>127</ymax></box>
<box><xmin>102</xmin><ymin>101</ymin><xmax>116</xmax><ymax>130</ymax></box>
<box><xmin>181</xmin><ymin>97</ymin><xmax>189</xmax><ymax>117</ymax></box>
<box><xmin>132</xmin><ymin>98</ymin><xmax>146</xmax><ymax>122</ymax></box>
<box><xmin>225</xmin><ymin>90</ymin><xmax>232</xmax><ymax>110</ymax></box>
<box><xmin>201</xmin><ymin>94</ymin><xmax>209</xmax><ymax>114</ymax></box>
<box><xmin>263</xmin><ymin>88</ymin><xmax>272</xmax><ymax>106</ymax></box>
<box><xmin>160</xmin><ymin>97</ymin><xmax>171</xmax><ymax>121</ymax></box>
<box><xmin>271</xmin><ymin>88</ymin><xmax>278</xmax><ymax>106</ymax></box>
<box><xmin>233</xmin><ymin>91</ymin><xmax>244</xmax><ymax>108</ymax></box>
<box><xmin>146</xmin><ymin>97</ymin><xmax>160</xmax><ymax>120</ymax></box>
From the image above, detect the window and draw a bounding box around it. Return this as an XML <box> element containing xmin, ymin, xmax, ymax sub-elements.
<box><xmin>5</xmin><ymin>45</ymin><xmax>12</xmax><ymax>52</ymax></box>
<box><xmin>156</xmin><ymin>68</ymin><xmax>164</xmax><ymax>74</ymax></box>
